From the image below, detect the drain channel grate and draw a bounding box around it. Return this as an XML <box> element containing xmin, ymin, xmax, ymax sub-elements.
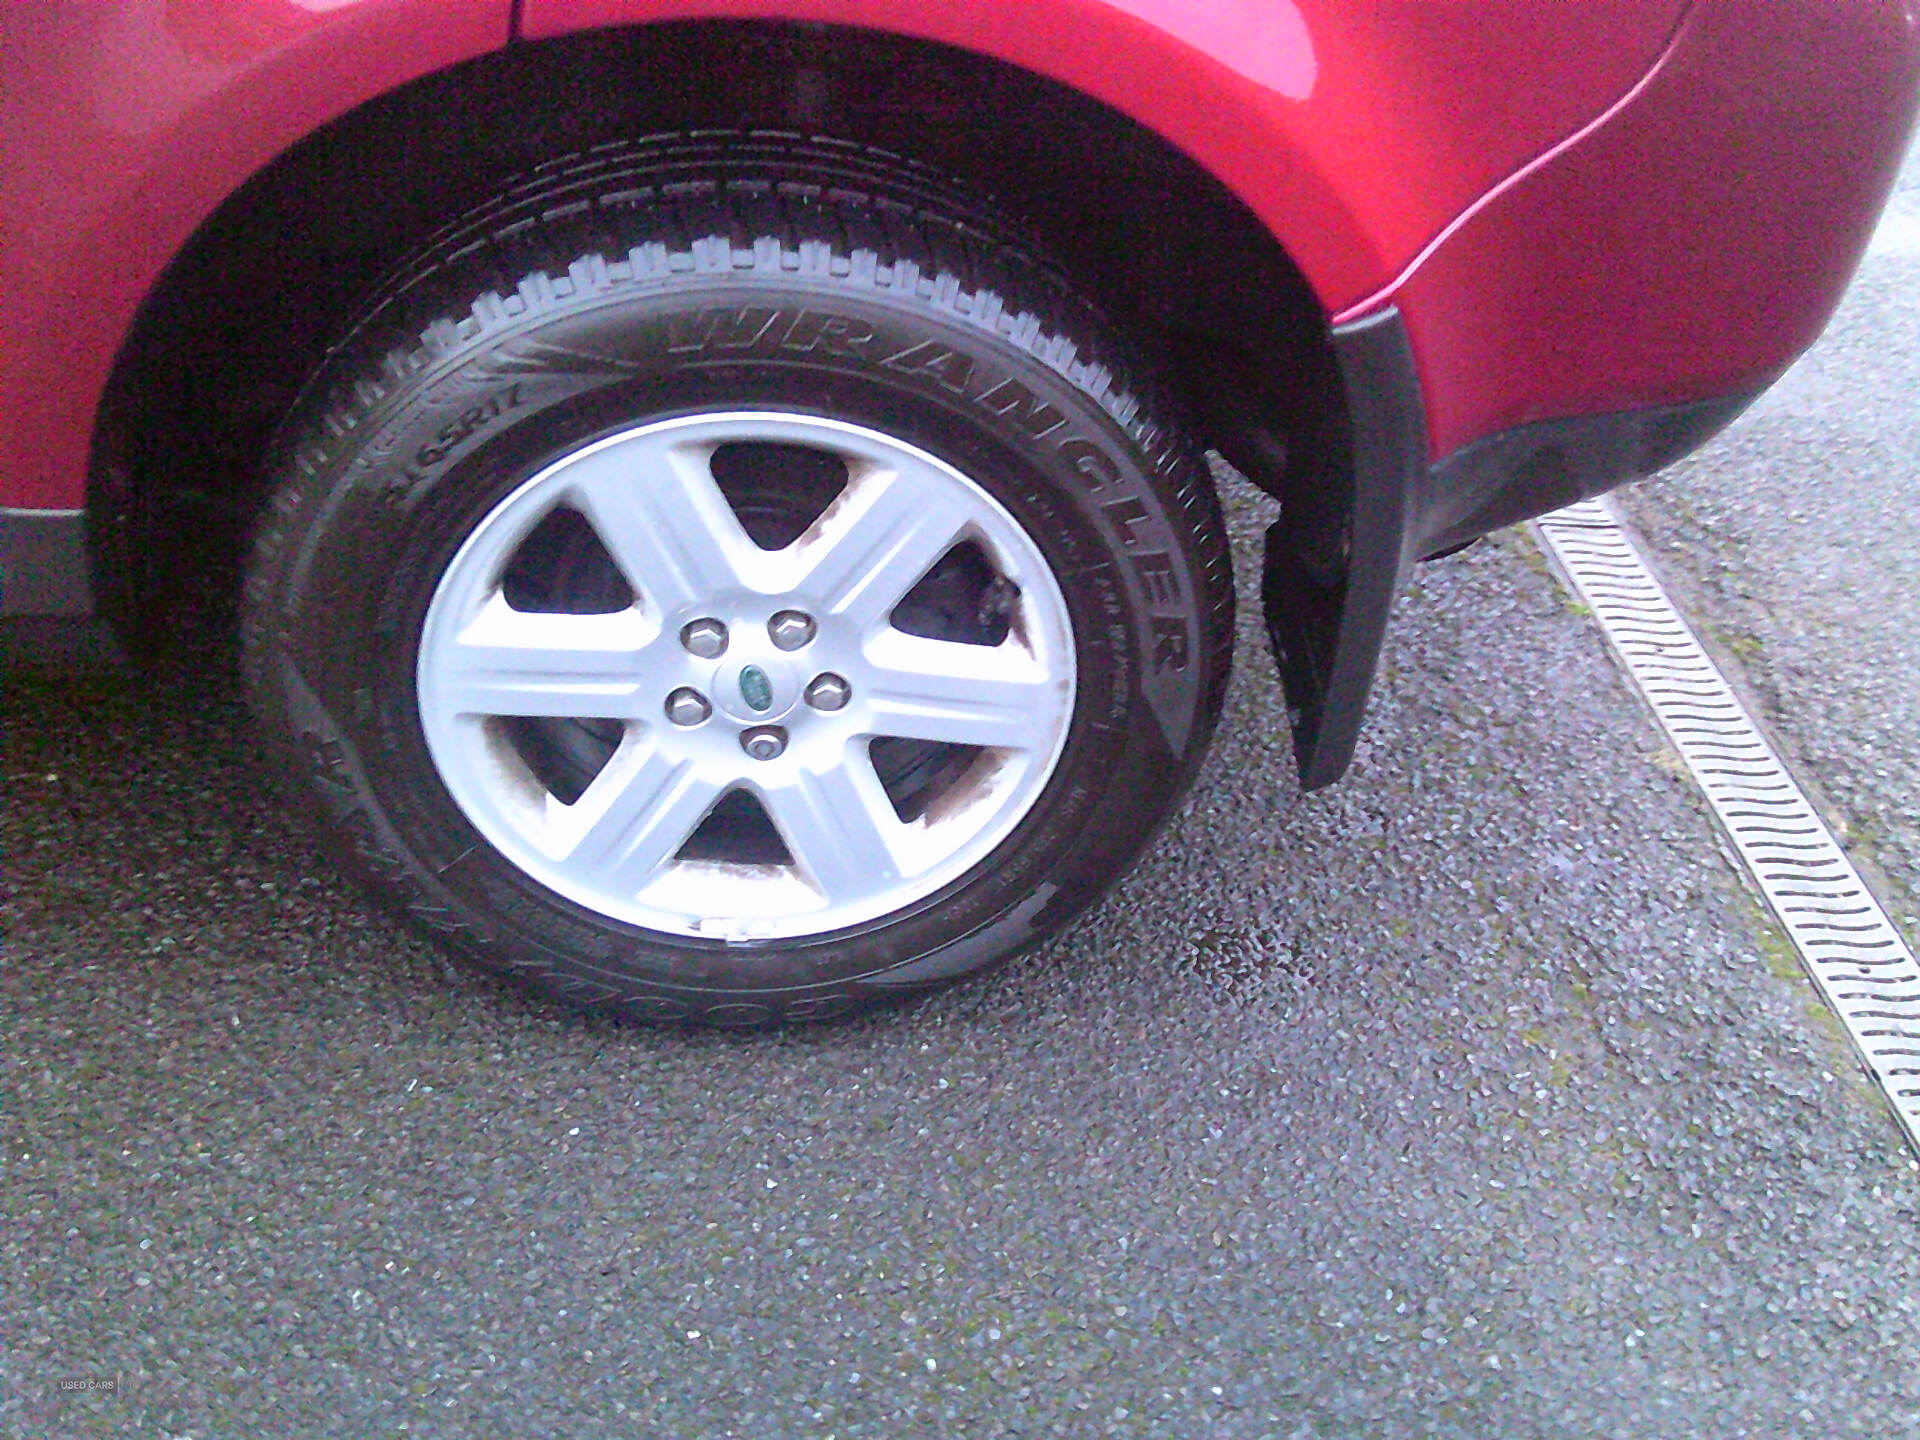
<box><xmin>1535</xmin><ymin>499</ymin><xmax>1920</xmax><ymax>1150</ymax></box>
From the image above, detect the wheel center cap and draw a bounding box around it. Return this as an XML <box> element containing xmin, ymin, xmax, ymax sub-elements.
<box><xmin>712</xmin><ymin>654</ymin><xmax>800</xmax><ymax>723</ymax></box>
<box><xmin>738</xmin><ymin>665</ymin><xmax>774</xmax><ymax>714</ymax></box>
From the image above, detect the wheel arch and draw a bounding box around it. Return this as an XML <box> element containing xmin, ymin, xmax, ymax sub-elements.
<box><xmin>90</xmin><ymin>19</ymin><xmax>1348</xmax><ymax>649</ymax></box>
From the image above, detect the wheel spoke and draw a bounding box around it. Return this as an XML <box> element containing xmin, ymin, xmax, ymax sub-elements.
<box><xmin>861</xmin><ymin>633</ymin><xmax>1060</xmax><ymax>749</ymax></box>
<box><xmin>564</xmin><ymin>437</ymin><xmax>756</xmax><ymax>616</ymax></box>
<box><xmin>759</xmin><ymin>755</ymin><xmax>906</xmax><ymax>900</ymax></box>
<box><xmin>422</xmin><ymin>596</ymin><xmax>653</xmax><ymax>721</ymax></box>
<box><xmin>794</xmin><ymin>466</ymin><xmax>974</xmax><ymax>629</ymax></box>
<box><xmin>560</xmin><ymin>738</ymin><xmax>723</xmax><ymax>895</ymax></box>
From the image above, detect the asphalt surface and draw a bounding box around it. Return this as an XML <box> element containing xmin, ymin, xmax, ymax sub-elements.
<box><xmin>9</xmin><ymin>164</ymin><xmax>1920</xmax><ymax>1440</ymax></box>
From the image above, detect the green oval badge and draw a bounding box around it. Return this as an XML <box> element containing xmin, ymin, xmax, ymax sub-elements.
<box><xmin>739</xmin><ymin>665</ymin><xmax>774</xmax><ymax>713</ymax></box>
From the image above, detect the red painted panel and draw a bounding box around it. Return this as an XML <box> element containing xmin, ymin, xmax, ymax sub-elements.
<box><xmin>520</xmin><ymin>0</ymin><xmax>1686</xmax><ymax>317</ymax></box>
<box><xmin>1386</xmin><ymin>0</ymin><xmax>1920</xmax><ymax>457</ymax></box>
<box><xmin>10</xmin><ymin>0</ymin><xmax>1816</xmax><ymax>512</ymax></box>
<box><xmin>0</xmin><ymin>1</ymin><xmax>507</xmax><ymax>509</ymax></box>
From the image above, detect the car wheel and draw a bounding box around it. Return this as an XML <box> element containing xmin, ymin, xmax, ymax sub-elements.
<box><xmin>242</xmin><ymin>135</ymin><xmax>1233</xmax><ymax>1024</ymax></box>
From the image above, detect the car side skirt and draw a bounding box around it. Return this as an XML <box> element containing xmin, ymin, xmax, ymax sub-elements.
<box><xmin>0</xmin><ymin>507</ymin><xmax>125</xmax><ymax>666</ymax></box>
<box><xmin>2</xmin><ymin>508</ymin><xmax>92</xmax><ymax>617</ymax></box>
<box><xmin>1414</xmin><ymin>391</ymin><xmax>1758</xmax><ymax>563</ymax></box>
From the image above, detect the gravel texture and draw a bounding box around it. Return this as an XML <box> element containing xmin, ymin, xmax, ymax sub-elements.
<box><xmin>8</xmin><ymin>440</ymin><xmax>1920</xmax><ymax>1437</ymax></box>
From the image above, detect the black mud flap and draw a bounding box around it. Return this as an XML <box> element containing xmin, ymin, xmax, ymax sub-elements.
<box><xmin>1262</xmin><ymin>304</ymin><xmax>1757</xmax><ymax>791</ymax></box>
<box><xmin>1263</xmin><ymin>309</ymin><xmax>1425</xmax><ymax>791</ymax></box>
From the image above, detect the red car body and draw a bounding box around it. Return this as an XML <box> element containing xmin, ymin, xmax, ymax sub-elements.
<box><xmin>4</xmin><ymin>0</ymin><xmax>1917</xmax><ymax>781</ymax></box>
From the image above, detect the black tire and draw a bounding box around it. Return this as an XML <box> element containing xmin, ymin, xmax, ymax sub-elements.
<box><xmin>242</xmin><ymin>134</ymin><xmax>1232</xmax><ymax>1025</ymax></box>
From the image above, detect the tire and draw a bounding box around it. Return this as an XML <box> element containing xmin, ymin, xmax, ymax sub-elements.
<box><xmin>242</xmin><ymin>134</ymin><xmax>1232</xmax><ymax>1025</ymax></box>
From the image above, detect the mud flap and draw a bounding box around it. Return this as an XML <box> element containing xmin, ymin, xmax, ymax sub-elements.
<box><xmin>1263</xmin><ymin>308</ymin><xmax>1426</xmax><ymax>790</ymax></box>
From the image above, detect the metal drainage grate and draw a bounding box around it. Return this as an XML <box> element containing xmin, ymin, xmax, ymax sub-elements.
<box><xmin>1535</xmin><ymin>498</ymin><xmax>1920</xmax><ymax>1150</ymax></box>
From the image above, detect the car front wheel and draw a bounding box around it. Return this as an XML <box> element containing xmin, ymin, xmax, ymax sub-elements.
<box><xmin>242</xmin><ymin>136</ymin><xmax>1233</xmax><ymax>1024</ymax></box>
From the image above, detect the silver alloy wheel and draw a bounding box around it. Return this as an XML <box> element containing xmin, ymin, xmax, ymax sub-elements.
<box><xmin>415</xmin><ymin>412</ymin><xmax>1076</xmax><ymax>941</ymax></box>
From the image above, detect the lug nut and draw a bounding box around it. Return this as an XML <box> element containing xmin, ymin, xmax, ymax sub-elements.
<box><xmin>741</xmin><ymin>725</ymin><xmax>788</xmax><ymax>761</ymax></box>
<box><xmin>680</xmin><ymin>618</ymin><xmax>728</xmax><ymax>658</ymax></box>
<box><xmin>767</xmin><ymin>610</ymin><xmax>816</xmax><ymax>651</ymax></box>
<box><xmin>804</xmin><ymin>673</ymin><xmax>851</xmax><ymax>712</ymax></box>
<box><xmin>664</xmin><ymin>687</ymin><xmax>711</xmax><ymax>726</ymax></box>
